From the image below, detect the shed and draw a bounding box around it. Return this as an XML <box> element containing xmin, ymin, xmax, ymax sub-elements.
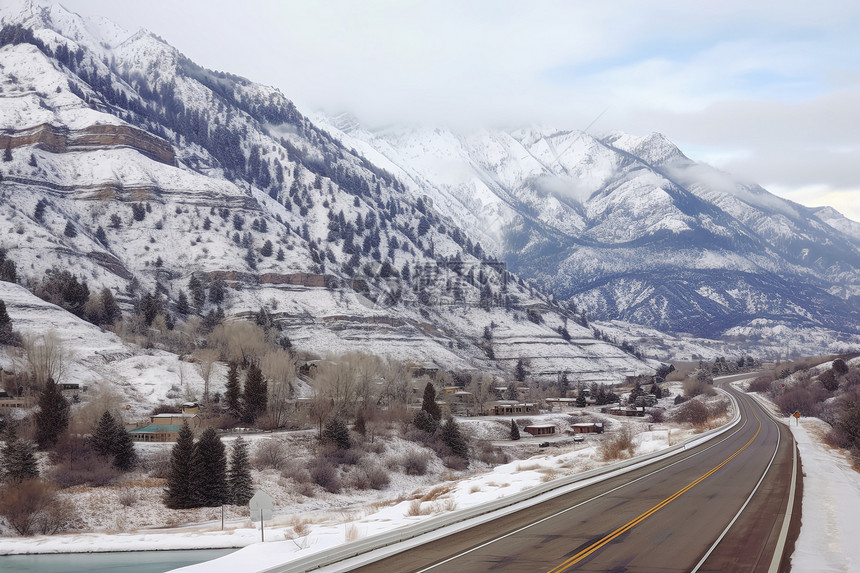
<box><xmin>570</xmin><ymin>422</ymin><xmax>604</xmax><ymax>434</ymax></box>
<box><xmin>524</xmin><ymin>424</ymin><xmax>556</xmax><ymax>436</ymax></box>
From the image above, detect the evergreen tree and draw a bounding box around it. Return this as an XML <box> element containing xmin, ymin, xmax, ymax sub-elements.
<box><xmin>421</xmin><ymin>382</ymin><xmax>441</xmax><ymax>421</ymax></box>
<box><xmin>3</xmin><ymin>142</ymin><xmax>12</xmax><ymax>162</ymax></box>
<box><xmin>649</xmin><ymin>383</ymin><xmax>662</xmax><ymax>399</ymax></box>
<box><xmin>514</xmin><ymin>359</ymin><xmax>526</xmax><ymax>382</ymax></box>
<box><xmin>413</xmin><ymin>409</ymin><xmax>438</xmax><ymax>434</ymax></box>
<box><xmin>164</xmin><ymin>423</ymin><xmax>199</xmax><ymax>509</ymax></box>
<box><xmin>439</xmin><ymin>417</ymin><xmax>469</xmax><ymax>462</ymax></box>
<box><xmin>34</xmin><ymin>199</ymin><xmax>46</xmax><ymax>223</ymax></box>
<box><xmin>224</xmin><ymin>362</ymin><xmax>242</xmax><ymax>416</ymax></box>
<box><xmin>0</xmin><ymin>425</ymin><xmax>38</xmax><ymax>484</ymax></box>
<box><xmin>0</xmin><ymin>299</ymin><xmax>16</xmax><ymax>346</ymax></box>
<box><xmin>510</xmin><ymin>419</ymin><xmax>520</xmax><ymax>441</ymax></box>
<box><xmin>90</xmin><ymin>411</ymin><xmax>137</xmax><ymax>471</ymax></box>
<box><xmin>95</xmin><ymin>225</ymin><xmax>108</xmax><ymax>246</ymax></box>
<box><xmin>261</xmin><ymin>240</ymin><xmax>273</xmax><ymax>257</ymax></box>
<box><xmin>176</xmin><ymin>290</ymin><xmax>190</xmax><ymax>315</ymax></box>
<box><xmin>90</xmin><ymin>411</ymin><xmax>119</xmax><ymax>460</ymax></box>
<box><xmin>63</xmin><ymin>221</ymin><xmax>77</xmax><ymax>238</ymax></box>
<box><xmin>35</xmin><ymin>379</ymin><xmax>70</xmax><ymax>450</ymax></box>
<box><xmin>112</xmin><ymin>416</ymin><xmax>137</xmax><ymax>472</ymax></box>
<box><xmin>208</xmin><ymin>278</ymin><xmax>226</xmax><ymax>305</ymax></box>
<box><xmin>188</xmin><ymin>274</ymin><xmax>206</xmax><ymax>310</ymax></box>
<box><xmin>228</xmin><ymin>436</ymin><xmax>254</xmax><ymax>505</ymax></box>
<box><xmin>195</xmin><ymin>428</ymin><xmax>229</xmax><ymax>506</ymax></box>
<box><xmin>576</xmin><ymin>391</ymin><xmax>587</xmax><ymax>408</ymax></box>
<box><xmin>322</xmin><ymin>417</ymin><xmax>351</xmax><ymax>449</ymax></box>
<box><xmin>101</xmin><ymin>288</ymin><xmax>121</xmax><ymax>325</ymax></box>
<box><xmin>241</xmin><ymin>364</ymin><xmax>267</xmax><ymax>424</ymax></box>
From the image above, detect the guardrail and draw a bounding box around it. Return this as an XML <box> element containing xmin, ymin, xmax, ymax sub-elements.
<box><xmin>262</xmin><ymin>391</ymin><xmax>742</xmax><ymax>573</ymax></box>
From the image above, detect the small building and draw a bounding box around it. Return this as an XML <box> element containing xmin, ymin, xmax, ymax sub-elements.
<box><xmin>409</xmin><ymin>362</ymin><xmax>440</xmax><ymax>378</ymax></box>
<box><xmin>570</xmin><ymin>422</ymin><xmax>604</xmax><ymax>434</ymax></box>
<box><xmin>0</xmin><ymin>394</ymin><xmax>27</xmax><ymax>409</ymax></box>
<box><xmin>545</xmin><ymin>398</ymin><xmax>577</xmax><ymax>410</ymax></box>
<box><xmin>490</xmin><ymin>401</ymin><xmax>537</xmax><ymax>416</ymax></box>
<box><xmin>608</xmin><ymin>406</ymin><xmax>646</xmax><ymax>417</ymax></box>
<box><xmin>524</xmin><ymin>424</ymin><xmax>556</xmax><ymax>436</ymax></box>
<box><xmin>634</xmin><ymin>394</ymin><xmax>658</xmax><ymax>407</ymax></box>
<box><xmin>129</xmin><ymin>413</ymin><xmax>200</xmax><ymax>442</ymax></box>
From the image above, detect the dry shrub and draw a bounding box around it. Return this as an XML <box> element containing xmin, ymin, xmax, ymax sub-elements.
<box><xmin>474</xmin><ymin>441</ymin><xmax>508</xmax><ymax>466</ymax></box>
<box><xmin>361</xmin><ymin>461</ymin><xmax>390</xmax><ymax>490</ymax></box>
<box><xmin>707</xmin><ymin>398</ymin><xmax>730</xmax><ymax>420</ymax></box>
<box><xmin>683</xmin><ymin>379</ymin><xmax>715</xmax><ymax>398</ymax></box>
<box><xmin>747</xmin><ymin>375</ymin><xmax>773</xmax><ymax>393</ymax></box>
<box><xmin>442</xmin><ymin>455</ymin><xmax>469</xmax><ymax>471</ymax></box>
<box><xmin>143</xmin><ymin>449</ymin><xmax>172</xmax><ymax>479</ymax></box>
<box><xmin>310</xmin><ymin>459</ymin><xmax>341</xmax><ymax>493</ymax></box>
<box><xmin>327</xmin><ymin>446</ymin><xmax>363</xmax><ymax>466</ymax></box>
<box><xmin>673</xmin><ymin>399</ymin><xmax>709</xmax><ymax>426</ymax></box>
<box><xmin>420</xmin><ymin>484</ymin><xmax>453</xmax><ymax>502</ymax></box>
<box><xmin>401</xmin><ymin>451</ymin><xmax>431</xmax><ymax>476</ymax></box>
<box><xmin>406</xmin><ymin>499</ymin><xmax>426</xmax><ymax>516</ymax></box>
<box><xmin>469</xmin><ymin>484</ymin><xmax>482</xmax><ymax>493</ymax></box>
<box><xmin>296</xmin><ymin>481</ymin><xmax>316</xmax><ymax>497</ymax></box>
<box><xmin>118</xmin><ymin>488</ymin><xmax>138</xmax><ymax>507</ymax></box>
<box><xmin>50</xmin><ymin>450</ymin><xmax>119</xmax><ymax>488</ymax></box>
<box><xmin>775</xmin><ymin>383</ymin><xmax>826</xmax><ymax>417</ymax></box>
<box><xmin>345</xmin><ymin>523</ymin><xmax>360</xmax><ymax>542</ymax></box>
<box><xmin>648</xmin><ymin>408</ymin><xmax>665</xmax><ymax>423</ymax></box>
<box><xmin>539</xmin><ymin>469</ymin><xmax>561</xmax><ymax>482</ymax></box>
<box><xmin>0</xmin><ymin>480</ymin><xmax>77</xmax><ymax>536</ymax></box>
<box><xmin>516</xmin><ymin>462</ymin><xmax>540</xmax><ymax>471</ymax></box>
<box><xmin>254</xmin><ymin>438</ymin><xmax>290</xmax><ymax>471</ymax></box>
<box><xmin>599</xmin><ymin>425</ymin><xmax>636</xmax><ymax>461</ymax></box>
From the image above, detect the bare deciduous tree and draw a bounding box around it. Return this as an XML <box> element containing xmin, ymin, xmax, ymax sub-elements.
<box><xmin>379</xmin><ymin>360</ymin><xmax>410</xmax><ymax>408</ymax></box>
<box><xmin>21</xmin><ymin>331</ymin><xmax>68</xmax><ymax>393</ymax></box>
<box><xmin>467</xmin><ymin>372</ymin><xmax>494</xmax><ymax>416</ymax></box>
<box><xmin>261</xmin><ymin>349</ymin><xmax>295</xmax><ymax>428</ymax></box>
<box><xmin>193</xmin><ymin>348</ymin><xmax>220</xmax><ymax>405</ymax></box>
<box><xmin>208</xmin><ymin>322</ymin><xmax>268</xmax><ymax>366</ymax></box>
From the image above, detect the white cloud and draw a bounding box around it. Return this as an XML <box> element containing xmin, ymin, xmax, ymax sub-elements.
<box><xmin>52</xmin><ymin>0</ymin><xmax>860</xmax><ymax>221</ymax></box>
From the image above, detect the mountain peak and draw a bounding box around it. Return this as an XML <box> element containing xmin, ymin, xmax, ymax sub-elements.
<box><xmin>603</xmin><ymin>131</ymin><xmax>687</xmax><ymax>165</ymax></box>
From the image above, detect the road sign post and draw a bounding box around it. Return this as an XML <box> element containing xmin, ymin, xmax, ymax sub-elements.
<box><xmin>793</xmin><ymin>411</ymin><xmax>801</xmax><ymax>426</ymax></box>
<box><xmin>249</xmin><ymin>489</ymin><xmax>274</xmax><ymax>542</ymax></box>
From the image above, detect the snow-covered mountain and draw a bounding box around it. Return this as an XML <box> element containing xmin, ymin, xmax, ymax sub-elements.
<box><xmin>0</xmin><ymin>1</ymin><xmax>650</xmax><ymax>383</ymax></box>
<box><xmin>313</xmin><ymin>117</ymin><xmax>860</xmax><ymax>348</ymax></box>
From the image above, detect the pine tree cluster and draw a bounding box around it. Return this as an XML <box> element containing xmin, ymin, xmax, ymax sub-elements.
<box><xmin>164</xmin><ymin>423</ymin><xmax>253</xmax><ymax>509</ymax></box>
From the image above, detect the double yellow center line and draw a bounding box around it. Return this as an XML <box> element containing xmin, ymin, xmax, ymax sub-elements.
<box><xmin>548</xmin><ymin>412</ymin><xmax>762</xmax><ymax>573</ymax></box>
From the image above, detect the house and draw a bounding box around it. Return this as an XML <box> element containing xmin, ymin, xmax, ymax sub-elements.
<box><xmin>489</xmin><ymin>401</ymin><xmax>537</xmax><ymax>416</ymax></box>
<box><xmin>545</xmin><ymin>398</ymin><xmax>577</xmax><ymax>410</ymax></box>
<box><xmin>570</xmin><ymin>422</ymin><xmax>604</xmax><ymax>434</ymax></box>
<box><xmin>0</xmin><ymin>391</ymin><xmax>26</xmax><ymax>409</ymax></box>
<box><xmin>129</xmin><ymin>412</ymin><xmax>200</xmax><ymax>442</ymax></box>
<box><xmin>607</xmin><ymin>406</ymin><xmax>646</xmax><ymax>417</ymax></box>
<box><xmin>409</xmin><ymin>362</ymin><xmax>440</xmax><ymax>378</ymax></box>
<box><xmin>524</xmin><ymin>424</ymin><xmax>556</xmax><ymax>436</ymax></box>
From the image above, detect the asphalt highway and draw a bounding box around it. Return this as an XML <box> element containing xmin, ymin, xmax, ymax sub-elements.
<box><xmin>351</xmin><ymin>382</ymin><xmax>799</xmax><ymax>573</ymax></box>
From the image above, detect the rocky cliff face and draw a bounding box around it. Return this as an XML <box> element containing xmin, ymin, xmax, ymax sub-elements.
<box><xmin>0</xmin><ymin>122</ymin><xmax>175</xmax><ymax>164</ymax></box>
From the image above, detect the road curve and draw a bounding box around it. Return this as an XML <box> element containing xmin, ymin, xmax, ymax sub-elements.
<box><xmin>350</xmin><ymin>383</ymin><xmax>800</xmax><ymax>573</ymax></box>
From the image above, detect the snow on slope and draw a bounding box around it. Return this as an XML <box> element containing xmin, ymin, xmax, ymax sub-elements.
<box><xmin>0</xmin><ymin>281</ymin><xmax>214</xmax><ymax>419</ymax></box>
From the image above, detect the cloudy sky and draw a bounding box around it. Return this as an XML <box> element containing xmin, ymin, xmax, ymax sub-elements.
<box><xmin>61</xmin><ymin>0</ymin><xmax>860</xmax><ymax>221</ymax></box>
